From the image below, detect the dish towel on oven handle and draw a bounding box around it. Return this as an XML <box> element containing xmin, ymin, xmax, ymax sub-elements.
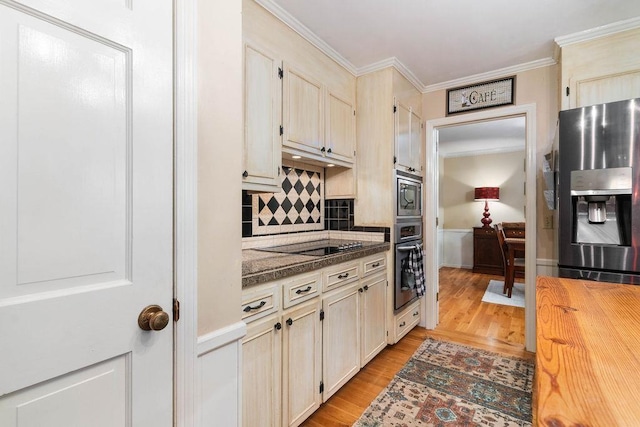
<box><xmin>408</xmin><ymin>242</ymin><xmax>425</xmax><ymax>297</ymax></box>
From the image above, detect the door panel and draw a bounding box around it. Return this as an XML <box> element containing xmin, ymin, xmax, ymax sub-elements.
<box><xmin>0</xmin><ymin>355</ymin><xmax>129</xmax><ymax>426</ymax></box>
<box><xmin>0</xmin><ymin>0</ymin><xmax>173</xmax><ymax>424</ymax></box>
<box><xmin>1</xmin><ymin>16</ymin><xmax>128</xmax><ymax>296</ymax></box>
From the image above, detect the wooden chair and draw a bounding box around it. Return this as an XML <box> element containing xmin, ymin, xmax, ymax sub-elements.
<box><xmin>495</xmin><ymin>223</ymin><xmax>525</xmax><ymax>297</ymax></box>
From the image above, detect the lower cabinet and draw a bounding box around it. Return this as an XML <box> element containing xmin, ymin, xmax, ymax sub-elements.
<box><xmin>242</xmin><ymin>314</ymin><xmax>282</xmax><ymax>427</ymax></box>
<box><xmin>394</xmin><ymin>298</ymin><xmax>421</xmax><ymax>342</ymax></box>
<box><xmin>360</xmin><ymin>273</ymin><xmax>387</xmax><ymax>366</ymax></box>
<box><xmin>241</xmin><ymin>254</ymin><xmax>388</xmax><ymax>427</ymax></box>
<box><xmin>282</xmin><ymin>299</ymin><xmax>322</xmax><ymax>427</ymax></box>
<box><xmin>322</xmin><ymin>284</ymin><xmax>361</xmax><ymax>401</ymax></box>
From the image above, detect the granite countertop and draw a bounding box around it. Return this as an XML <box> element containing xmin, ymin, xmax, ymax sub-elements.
<box><xmin>242</xmin><ymin>240</ymin><xmax>390</xmax><ymax>288</ymax></box>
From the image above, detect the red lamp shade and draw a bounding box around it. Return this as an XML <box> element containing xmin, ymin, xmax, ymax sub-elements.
<box><xmin>474</xmin><ymin>187</ymin><xmax>500</xmax><ymax>228</ymax></box>
<box><xmin>474</xmin><ymin>187</ymin><xmax>500</xmax><ymax>201</ymax></box>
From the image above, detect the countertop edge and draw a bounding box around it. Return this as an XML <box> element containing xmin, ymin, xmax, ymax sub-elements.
<box><xmin>242</xmin><ymin>243</ymin><xmax>390</xmax><ymax>288</ymax></box>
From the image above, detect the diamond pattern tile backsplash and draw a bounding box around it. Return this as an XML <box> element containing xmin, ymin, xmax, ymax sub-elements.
<box><xmin>251</xmin><ymin>164</ymin><xmax>324</xmax><ymax>236</ymax></box>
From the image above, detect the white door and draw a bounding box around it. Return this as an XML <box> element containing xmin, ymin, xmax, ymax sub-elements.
<box><xmin>0</xmin><ymin>0</ymin><xmax>173</xmax><ymax>425</ymax></box>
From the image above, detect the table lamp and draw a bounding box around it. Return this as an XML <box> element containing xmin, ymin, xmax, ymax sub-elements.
<box><xmin>474</xmin><ymin>187</ymin><xmax>500</xmax><ymax>228</ymax></box>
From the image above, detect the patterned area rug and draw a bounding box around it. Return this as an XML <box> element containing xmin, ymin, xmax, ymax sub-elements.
<box><xmin>353</xmin><ymin>338</ymin><xmax>534</xmax><ymax>426</ymax></box>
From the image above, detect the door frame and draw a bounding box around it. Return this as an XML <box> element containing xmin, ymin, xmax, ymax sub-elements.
<box><xmin>423</xmin><ymin>103</ymin><xmax>537</xmax><ymax>352</ymax></box>
<box><xmin>174</xmin><ymin>0</ymin><xmax>198</xmax><ymax>424</ymax></box>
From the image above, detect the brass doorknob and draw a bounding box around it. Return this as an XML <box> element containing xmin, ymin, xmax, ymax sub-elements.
<box><xmin>138</xmin><ymin>305</ymin><xmax>170</xmax><ymax>331</ymax></box>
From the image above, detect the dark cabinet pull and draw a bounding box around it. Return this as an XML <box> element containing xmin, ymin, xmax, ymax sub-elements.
<box><xmin>399</xmin><ymin>321</ymin><xmax>406</xmax><ymax>327</ymax></box>
<box><xmin>242</xmin><ymin>170</ymin><xmax>248</xmax><ymax>178</ymax></box>
<box><xmin>295</xmin><ymin>285</ymin><xmax>312</xmax><ymax>294</ymax></box>
<box><xmin>286</xmin><ymin>318</ymin><xmax>293</xmax><ymax>326</ymax></box>
<box><xmin>320</xmin><ymin>147</ymin><xmax>326</xmax><ymax>153</ymax></box>
<box><xmin>371</xmin><ymin>262</ymin><xmax>380</xmax><ymax>268</ymax></box>
<box><xmin>327</xmin><ymin>148</ymin><xmax>332</xmax><ymax>154</ymax></box>
<box><xmin>274</xmin><ymin>322</ymin><xmax>282</xmax><ymax>330</ymax></box>
<box><xmin>338</xmin><ymin>273</ymin><xmax>349</xmax><ymax>279</ymax></box>
<box><xmin>243</xmin><ymin>300</ymin><xmax>266</xmax><ymax>312</ymax></box>
<box><xmin>363</xmin><ymin>285</ymin><xmax>369</xmax><ymax>291</ymax></box>
<box><xmin>413</xmin><ymin>311</ymin><xmax>419</xmax><ymax>317</ymax></box>
<box><xmin>358</xmin><ymin>288</ymin><xmax>363</xmax><ymax>293</ymax></box>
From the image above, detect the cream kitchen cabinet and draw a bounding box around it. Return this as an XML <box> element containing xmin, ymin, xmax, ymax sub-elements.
<box><xmin>241</xmin><ymin>252</ymin><xmax>388</xmax><ymax>426</ymax></box>
<box><xmin>242</xmin><ymin>314</ymin><xmax>282</xmax><ymax>427</ymax></box>
<box><xmin>395</xmin><ymin>100</ymin><xmax>423</xmax><ymax>176</ymax></box>
<box><xmin>360</xmin><ymin>272</ymin><xmax>387</xmax><ymax>366</ymax></box>
<box><xmin>242</xmin><ymin>41</ymin><xmax>283</xmax><ymax>192</ymax></box>
<box><xmin>282</xmin><ymin>298</ymin><xmax>322</xmax><ymax>427</ymax></box>
<box><xmin>241</xmin><ymin>298</ymin><xmax>321</xmax><ymax>427</ymax></box>
<box><xmin>355</xmin><ymin>67</ymin><xmax>422</xmax><ymax>226</ymax></box>
<box><xmin>393</xmin><ymin>298</ymin><xmax>421</xmax><ymax>343</ymax></box>
<box><xmin>559</xmin><ymin>27</ymin><xmax>640</xmax><ymax>110</ymax></box>
<box><xmin>282</xmin><ymin>63</ymin><xmax>355</xmax><ymax>167</ymax></box>
<box><xmin>321</xmin><ymin>283</ymin><xmax>361</xmax><ymax>401</ymax></box>
<box><xmin>321</xmin><ymin>255</ymin><xmax>387</xmax><ymax>400</ymax></box>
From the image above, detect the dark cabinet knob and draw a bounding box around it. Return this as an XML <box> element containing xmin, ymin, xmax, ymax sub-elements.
<box><xmin>363</xmin><ymin>285</ymin><xmax>369</xmax><ymax>291</ymax></box>
<box><xmin>274</xmin><ymin>322</ymin><xmax>282</xmax><ymax>330</ymax></box>
<box><xmin>358</xmin><ymin>288</ymin><xmax>363</xmax><ymax>293</ymax></box>
<box><xmin>327</xmin><ymin>148</ymin><xmax>332</xmax><ymax>154</ymax></box>
<box><xmin>242</xmin><ymin>170</ymin><xmax>248</xmax><ymax>178</ymax></box>
<box><xmin>286</xmin><ymin>318</ymin><xmax>293</xmax><ymax>326</ymax></box>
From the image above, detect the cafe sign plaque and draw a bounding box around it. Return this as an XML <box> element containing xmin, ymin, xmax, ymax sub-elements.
<box><xmin>447</xmin><ymin>76</ymin><xmax>515</xmax><ymax>115</ymax></box>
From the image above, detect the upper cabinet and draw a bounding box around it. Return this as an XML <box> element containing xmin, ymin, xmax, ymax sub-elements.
<box><xmin>282</xmin><ymin>63</ymin><xmax>355</xmax><ymax>167</ymax></box>
<box><xmin>560</xmin><ymin>27</ymin><xmax>640</xmax><ymax>110</ymax></box>
<box><xmin>395</xmin><ymin>100</ymin><xmax>423</xmax><ymax>176</ymax></box>
<box><xmin>325</xmin><ymin>91</ymin><xmax>356</xmax><ymax>165</ymax></box>
<box><xmin>355</xmin><ymin>67</ymin><xmax>422</xmax><ymax>225</ymax></box>
<box><xmin>243</xmin><ymin>42</ymin><xmax>282</xmax><ymax>192</ymax></box>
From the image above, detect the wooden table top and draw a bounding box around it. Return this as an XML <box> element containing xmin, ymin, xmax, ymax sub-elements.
<box><xmin>536</xmin><ymin>276</ymin><xmax>640</xmax><ymax>426</ymax></box>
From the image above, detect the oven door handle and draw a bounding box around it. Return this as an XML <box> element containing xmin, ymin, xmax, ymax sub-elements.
<box><xmin>397</xmin><ymin>245</ymin><xmax>418</xmax><ymax>252</ymax></box>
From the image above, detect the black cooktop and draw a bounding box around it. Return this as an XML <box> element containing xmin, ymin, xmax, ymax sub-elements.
<box><xmin>256</xmin><ymin>239</ymin><xmax>364</xmax><ymax>256</ymax></box>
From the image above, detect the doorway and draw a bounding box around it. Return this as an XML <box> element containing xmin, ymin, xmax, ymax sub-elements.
<box><xmin>423</xmin><ymin>104</ymin><xmax>537</xmax><ymax>352</ymax></box>
<box><xmin>436</xmin><ymin>117</ymin><xmax>526</xmax><ymax>345</ymax></box>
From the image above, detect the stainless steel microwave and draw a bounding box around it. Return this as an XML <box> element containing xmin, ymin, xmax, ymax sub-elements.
<box><xmin>396</xmin><ymin>173</ymin><xmax>422</xmax><ymax>219</ymax></box>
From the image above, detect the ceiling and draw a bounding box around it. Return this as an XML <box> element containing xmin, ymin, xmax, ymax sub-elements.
<box><xmin>259</xmin><ymin>0</ymin><xmax>640</xmax><ymax>91</ymax></box>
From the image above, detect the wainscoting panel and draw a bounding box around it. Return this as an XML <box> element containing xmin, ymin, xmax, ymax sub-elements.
<box><xmin>197</xmin><ymin>322</ymin><xmax>246</xmax><ymax>427</ymax></box>
<box><xmin>441</xmin><ymin>229</ymin><xmax>473</xmax><ymax>269</ymax></box>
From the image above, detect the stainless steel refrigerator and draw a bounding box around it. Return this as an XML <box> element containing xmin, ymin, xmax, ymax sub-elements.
<box><xmin>558</xmin><ymin>98</ymin><xmax>640</xmax><ymax>284</ymax></box>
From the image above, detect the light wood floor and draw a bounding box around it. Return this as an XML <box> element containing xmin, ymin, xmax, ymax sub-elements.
<box><xmin>302</xmin><ymin>267</ymin><xmax>532</xmax><ymax>427</ymax></box>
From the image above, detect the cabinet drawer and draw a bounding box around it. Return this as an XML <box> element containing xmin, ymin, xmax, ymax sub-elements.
<box><xmin>323</xmin><ymin>261</ymin><xmax>359</xmax><ymax>292</ymax></box>
<box><xmin>241</xmin><ymin>284</ymin><xmax>279</xmax><ymax>323</ymax></box>
<box><xmin>282</xmin><ymin>272</ymin><xmax>321</xmax><ymax>309</ymax></box>
<box><xmin>395</xmin><ymin>300</ymin><xmax>421</xmax><ymax>340</ymax></box>
<box><xmin>362</xmin><ymin>255</ymin><xmax>386</xmax><ymax>277</ymax></box>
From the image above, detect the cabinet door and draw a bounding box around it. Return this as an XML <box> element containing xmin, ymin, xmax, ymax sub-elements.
<box><xmin>395</xmin><ymin>101</ymin><xmax>412</xmax><ymax>172</ymax></box>
<box><xmin>409</xmin><ymin>110</ymin><xmax>423</xmax><ymax>176</ymax></box>
<box><xmin>360</xmin><ymin>273</ymin><xmax>387</xmax><ymax>366</ymax></box>
<box><xmin>242</xmin><ymin>315</ymin><xmax>282</xmax><ymax>427</ymax></box>
<box><xmin>282</xmin><ymin>299</ymin><xmax>322</xmax><ymax>427</ymax></box>
<box><xmin>283</xmin><ymin>64</ymin><xmax>323</xmax><ymax>154</ymax></box>
<box><xmin>243</xmin><ymin>43</ymin><xmax>282</xmax><ymax>192</ymax></box>
<box><xmin>322</xmin><ymin>284</ymin><xmax>361</xmax><ymax>401</ymax></box>
<box><xmin>326</xmin><ymin>91</ymin><xmax>355</xmax><ymax>164</ymax></box>
<box><xmin>573</xmin><ymin>71</ymin><xmax>640</xmax><ymax>108</ymax></box>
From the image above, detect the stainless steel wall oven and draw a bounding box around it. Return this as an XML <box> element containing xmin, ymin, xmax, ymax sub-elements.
<box><xmin>394</xmin><ymin>221</ymin><xmax>422</xmax><ymax>311</ymax></box>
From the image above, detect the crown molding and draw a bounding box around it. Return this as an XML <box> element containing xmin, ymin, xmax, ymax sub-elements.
<box><xmin>555</xmin><ymin>16</ymin><xmax>640</xmax><ymax>47</ymax></box>
<box><xmin>254</xmin><ymin>0</ymin><xmax>357</xmax><ymax>75</ymax></box>
<box><xmin>356</xmin><ymin>57</ymin><xmax>425</xmax><ymax>92</ymax></box>
<box><xmin>423</xmin><ymin>57</ymin><xmax>557</xmax><ymax>93</ymax></box>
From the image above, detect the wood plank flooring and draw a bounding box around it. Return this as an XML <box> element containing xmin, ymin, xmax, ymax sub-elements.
<box><xmin>302</xmin><ymin>267</ymin><xmax>531</xmax><ymax>427</ymax></box>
